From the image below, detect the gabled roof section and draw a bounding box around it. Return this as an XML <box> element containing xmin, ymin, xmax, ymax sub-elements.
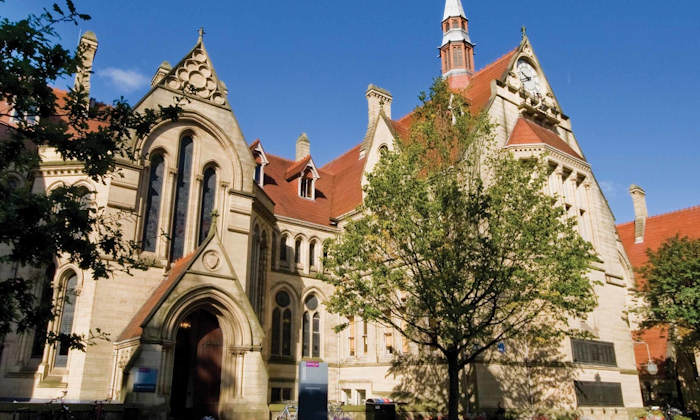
<box><xmin>617</xmin><ymin>204</ymin><xmax>700</xmax><ymax>284</ymax></box>
<box><xmin>156</xmin><ymin>34</ymin><xmax>229</xmax><ymax>108</ymax></box>
<box><xmin>285</xmin><ymin>155</ymin><xmax>319</xmax><ymax>181</ymax></box>
<box><xmin>463</xmin><ymin>48</ymin><xmax>518</xmax><ymax>113</ymax></box>
<box><xmin>250</xmin><ymin>138</ymin><xmax>269</xmax><ymax>165</ymax></box>
<box><xmin>506</xmin><ymin>118</ymin><xmax>584</xmax><ymax>160</ymax></box>
<box><xmin>117</xmin><ymin>251</ymin><xmax>197</xmax><ymax>342</ymax></box>
<box><xmin>262</xmin><ymin>153</ymin><xmax>335</xmax><ymax>225</ymax></box>
<box><xmin>323</xmin><ymin>144</ymin><xmax>366</xmax><ymax>218</ymax></box>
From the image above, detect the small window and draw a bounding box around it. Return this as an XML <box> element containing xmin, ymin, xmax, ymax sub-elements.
<box><xmin>309</xmin><ymin>241</ymin><xmax>316</xmax><ymax>269</ymax></box>
<box><xmin>574</xmin><ymin>381</ymin><xmax>624</xmax><ymax>407</ymax></box>
<box><xmin>571</xmin><ymin>339</ymin><xmax>616</xmax><ymax>366</ymax></box>
<box><xmin>294</xmin><ymin>238</ymin><xmax>302</xmax><ymax>265</ymax></box>
<box><xmin>279</xmin><ymin>234</ymin><xmax>288</xmax><ymax>263</ymax></box>
<box><xmin>254</xmin><ymin>163</ymin><xmax>262</xmax><ymax>186</ymax></box>
<box><xmin>300</xmin><ymin>178</ymin><xmax>313</xmax><ymax>198</ymax></box>
<box><xmin>271</xmin><ymin>387</ymin><xmax>292</xmax><ymax>403</ymax></box>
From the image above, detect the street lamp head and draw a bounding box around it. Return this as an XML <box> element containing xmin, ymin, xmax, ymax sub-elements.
<box><xmin>646</xmin><ymin>361</ymin><xmax>658</xmax><ymax>375</ymax></box>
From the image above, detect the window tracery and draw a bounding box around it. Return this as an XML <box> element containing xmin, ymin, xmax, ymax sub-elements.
<box><xmin>142</xmin><ymin>154</ymin><xmax>165</xmax><ymax>252</ymax></box>
<box><xmin>271</xmin><ymin>290</ymin><xmax>292</xmax><ymax>357</ymax></box>
<box><xmin>302</xmin><ymin>294</ymin><xmax>320</xmax><ymax>358</ymax></box>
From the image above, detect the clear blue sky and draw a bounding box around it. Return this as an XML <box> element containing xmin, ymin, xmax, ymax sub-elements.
<box><xmin>4</xmin><ymin>0</ymin><xmax>699</xmax><ymax>223</ymax></box>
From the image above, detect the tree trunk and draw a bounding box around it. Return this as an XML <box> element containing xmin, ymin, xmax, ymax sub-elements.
<box><xmin>447</xmin><ymin>350</ymin><xmax>460</xmax><ymax>420</ymax></box>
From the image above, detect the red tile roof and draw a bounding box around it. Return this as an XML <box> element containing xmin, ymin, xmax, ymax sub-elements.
<box><xmin>284</xmin><ymin>155</ymin><xmax>312</xmax><ymax>180</ymax></box>
<box><xmin>261</xmin><ymin>154</ymin><xmax>337</xmax><ymax>226</ymax></box>
<box><xmin>255</xmin><ymin>47</ymin><xmax>523</xmax><ymax>226</ymax></box>
<box><xmin>617</xmin><ymin>204</ymin><xmax>700</xmax><ymax>374</ymax></box>
<box><xmin>506</xmin><ymin>118</ymin><xmax>584</xmax><ymax>160</ymax></box>
<box><xmin>117</xmin><ymin>252</ymin><xmax>197</xmax><ymax>342</ymax></box>
<box><xmin>617</xmin><ymin>205</ymin><xmax>700</xmax><ymax>283</ymax></box>
<box><xmin>463</xmin><ymin>48</ymin><xmax>518</xmax><ymax>113</ymax></box>
<box><xmin>322</xmin><ymin>144</ymin><xmax>366</xmax><ymax>218</ymax></box>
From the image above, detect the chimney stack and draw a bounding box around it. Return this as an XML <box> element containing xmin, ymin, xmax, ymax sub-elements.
<box><xmin>295</xmin><ymin>133</ymin><xmax>310</xmax><ymax>161</ymax></box>
<box><xmin>74</xmin><ymin>31</ymin><xmax>98</xmax><ymax>104</ymax></box>
<box><xmin>366</xmin><ymin>84</ymin><xmax>392</xmax><ymax>125</ymax></box>
<box><xmin>629</xmin><ymin>184</ymin><xmax>648</xmax><ymax>244</ymax></box>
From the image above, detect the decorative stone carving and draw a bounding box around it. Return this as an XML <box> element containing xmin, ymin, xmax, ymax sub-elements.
<box><xmin>202</xmin><ymin>250</ymin><xmax>221</xmax><ymax>271</ymax></box>
<box><xmin>161</xmin><ymin>46</ymin><xmax>227</xmax><ymax>106</ymax></box>
<box><xmin>506</xmin><ymin>70</ymin><xmax>522</xmax><ymax>92</ymax></box>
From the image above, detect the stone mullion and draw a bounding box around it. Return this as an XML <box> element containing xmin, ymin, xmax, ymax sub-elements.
<box><xmin>161</xmin><ymin>168</ymin><xmax>178</xmax><ymax>260</ymax></box>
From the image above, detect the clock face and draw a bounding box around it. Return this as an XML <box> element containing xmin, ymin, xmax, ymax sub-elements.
<box><xmin>517</xmin><ymin>59</ymin><xmax>543</xmax><ymax>95</ymax></box>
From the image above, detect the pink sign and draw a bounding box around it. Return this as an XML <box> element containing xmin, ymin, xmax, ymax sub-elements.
<box><xmin>305</xmin><ymin>361</ymin><xmax>320</xmax><ymax>367</ymax></box>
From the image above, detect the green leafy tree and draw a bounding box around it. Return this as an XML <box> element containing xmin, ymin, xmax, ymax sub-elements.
<box><xmin>321</xmin><ymin>79</ymin><xmax>597</xmax><ymax>420</ymax></box>
<box><xmin>0</xmin><ymin>1</ymin><xmax>183</xmax><ymax>351</ymax></box>
<box><xmin>637</xmin><ymin>235</ymin><xmax>700</xmax><ymax>349</ymax></box>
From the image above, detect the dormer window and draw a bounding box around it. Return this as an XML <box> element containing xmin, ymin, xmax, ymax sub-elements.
<box><xmin>299</xmin><ymin>167</ymin><xmax>316</xmax><ymax>199</ymax></box>
<box><xmin>300</xmin><ymin>178</ymin><xmax>313</xmax><ymax>199</ymax></box>
<box><xmin>250</xmin><ymin>140</ymin><xmax>268</xmax><ymax>188</ymax></box>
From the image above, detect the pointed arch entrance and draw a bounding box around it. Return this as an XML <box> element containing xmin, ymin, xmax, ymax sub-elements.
<box><xmin>170</xmin><ymin>309</ymin><xmax>223</xmax><ymax>419</ymax></box>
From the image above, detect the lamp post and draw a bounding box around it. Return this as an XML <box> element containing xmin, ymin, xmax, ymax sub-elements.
<box><xmin>634</xmin><ymin>341</ymin><xmax>658</xmax><ymax>375</ymax></box>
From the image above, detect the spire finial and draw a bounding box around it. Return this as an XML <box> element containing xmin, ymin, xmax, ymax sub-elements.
<box><xmin>521</xmin><ymin>25</ymin><xmax>527</xmax><ymax>39</ymax></box>
<box><xmin>197</xmin><ymin>27</ymin><xmax>205</xmax><ymax>42</ymax></box>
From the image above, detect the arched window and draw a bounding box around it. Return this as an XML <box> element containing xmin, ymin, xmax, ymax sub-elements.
<box><xmin>271</xmin><ymin>290</ymin><xmax>292</xmax><ymax>357</ymax></box>
<box><xmin>248</xmin><ymin>226</ymin><xmax>267</xmax><ymax>320</ymax></box>
<box><xmin>170</xmin><ymin>136</ymin><xmax>193</xmax><ymax>261</ymax></box>
<box><xmin>54</xmin><ymin>271</ymin><xmax>78</xmax><ymax>368</ymax></box>
<box><xmin>142</xmin><ymin>155</ymin><xmax>165</xmax><ymax>252</ymax></box>
<box><xmin>302</xmin><ymin>294</ymin><xmax>320</xmax><ymax>358</ymax></box>
<box><xmin>279</xmin><ymin>234</ymin><xmax>288</xmax><ymax>264</ymax></box>
<box><xmin>31</xmin><ymin>263</ymin><xmax>55</xmax><ymax>359</ymax></box>
<box><xmin>294</xmin><ymin>238</ymin><xmax>302</xmax><ymax>265</ymax></box>
<box><xmin>378</xmin><ymin>144</ymin><xmax>389</xmax><ymax>156</ymax></box>
<box><xmin>198</xmin><ymin>167</ymin><xmax>217</xmax><ymax>245</ymax></box>
<box><xmin>309</xmin><ymin>240</ymin><xmax>316</xmax><ymax>270</ymax></box>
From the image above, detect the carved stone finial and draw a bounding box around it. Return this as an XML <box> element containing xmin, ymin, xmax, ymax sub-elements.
<box><xmin>197</xmin><ymin>27</ymin><xmax>205</xmax><ymax>42</ymax></box>
<box><xmin>521</xmin><ymin>25</ymin><xmax>527</xmax><ymax>39</ymax></box>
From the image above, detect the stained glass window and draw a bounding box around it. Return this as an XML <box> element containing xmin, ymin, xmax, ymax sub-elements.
<box><xmin>170</xmin><ymin>136</ymin><xmax>193</xmax><ymax>260</ymax></box>
<box><xmin>198</xmin><ymin>167</ymin><xmax>217</xmax><ymax>245</ymax></box>
<box><xmin>31</xmin><ymin>263</ymin><xmax>55</xmax><ymax>358</ymax></box>
<box><xmin>54</xmin><ymin>272</ymin><xmax>78</xmax><ymax>368</ymax></box>
<box><xmin>142</xmin><ymin>155</ymin><xmax>164</xmax><ymax>252</ymax></box>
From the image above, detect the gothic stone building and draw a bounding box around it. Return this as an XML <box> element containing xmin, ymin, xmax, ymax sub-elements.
<box><xmin>0</xmin><ymin>0</ymin><xmax>644</xmax><ymax>418</ymax></box>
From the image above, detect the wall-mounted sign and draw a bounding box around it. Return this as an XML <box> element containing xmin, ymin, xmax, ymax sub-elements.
<box><xmin>133</xmin><ymin>367</ymin><xmax>157</xmax><ymax>392</ymax></box>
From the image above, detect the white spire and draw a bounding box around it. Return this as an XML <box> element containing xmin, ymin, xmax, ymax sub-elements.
<box><xmin>443</xmin><ymin>0</ymin><xmax>466</xmax><ymax>20</ymax></box>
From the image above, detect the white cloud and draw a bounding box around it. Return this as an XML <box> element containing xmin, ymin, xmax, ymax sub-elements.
<box><xmin>97</xmin><ymin>67</ymin><xmax>149</xmax><ymax>92</ymax></box>
<box><xmin>599</xmin><ymin>180</ymin><xmax>619</xmax><ymax>197</ymax></box>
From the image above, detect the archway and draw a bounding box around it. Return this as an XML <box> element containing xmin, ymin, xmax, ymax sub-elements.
<box><xmin>170</xmin><ymin>309</ymin><xmax>223</xmax><ymax>419</ymax></box>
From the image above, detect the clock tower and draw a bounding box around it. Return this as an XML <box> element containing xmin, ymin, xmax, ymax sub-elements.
<box><xmin>440</xmin><ymin>0</ymin><xmax>475</xmax><ymax>90</ymax></box>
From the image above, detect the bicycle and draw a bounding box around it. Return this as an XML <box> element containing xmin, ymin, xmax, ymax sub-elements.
<box><xmin>276</xmin><ymin>402</ymin><xmax>297</xmax><ymax>420</ymax></box>
<box><xmin>328</xmin><ymin>401</ymin><xmax>351</xmax><ymax>420</ymax></box>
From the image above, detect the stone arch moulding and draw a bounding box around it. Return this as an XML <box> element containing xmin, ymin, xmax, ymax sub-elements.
<box><xmin>156</xmin><ymin>284</ymin><xmax>260</xmax><ymax>402</ymax></box>
<box><xmin>135</xmin><ymin>111</ymin><xmax>244</xmax><ymax>191</ymax></box>
<box><xmin>160</xmin><ymin>285</ymin><xmax>255</xmax><ymax>348</ymax></box>
<box><xmin>55</xmin><ymin>263</ymin><xmax>85</xmax><ymax>293</ymax></box>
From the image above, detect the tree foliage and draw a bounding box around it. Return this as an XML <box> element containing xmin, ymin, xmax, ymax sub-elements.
<box><xmin>321</xmin><ymin>79</ymin><xmax>597</xmax><ymax>419</ymax></box>
<box><xmin>637</xmin><ymin>235</ymin><xmax>700</xmax><ymax>349</ymax></box>
<box><xmin>0</xmin><ymin>1</ymin><xmax>183</xmax><ymax>351</ymax></box>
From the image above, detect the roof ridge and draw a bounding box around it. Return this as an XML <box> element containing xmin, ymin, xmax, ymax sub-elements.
<box><xmin>618</xmin><ymin>203</ymin><xmax>700</xmax><ymax>226</ymax></box>
<box><xmin>320</xmin><ymin>142</ymin><xmax>363</xmax><ymax>174</ymax></box>
<box><xmin>471</xmin><ymin>47</ymin><xmax>518</xmax><ymax>77</ymax></box>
